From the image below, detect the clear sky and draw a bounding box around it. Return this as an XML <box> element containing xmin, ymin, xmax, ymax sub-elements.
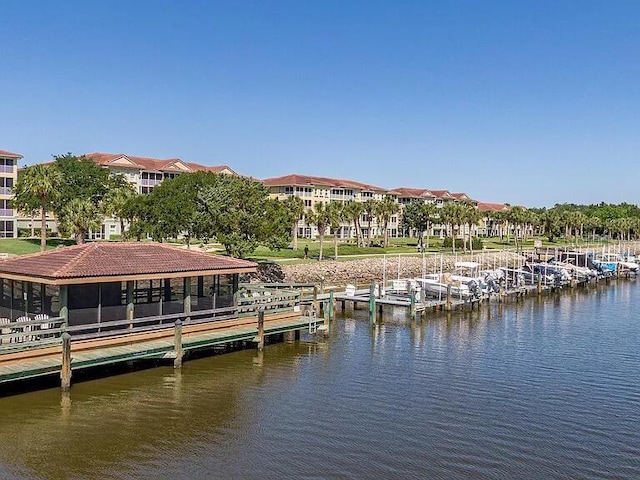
<box><xmin>1</xmin><ymin>0</ymin><xmax>638</xmax><ymax>207</ymax></box>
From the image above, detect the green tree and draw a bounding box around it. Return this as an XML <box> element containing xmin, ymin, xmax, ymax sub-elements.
<box><xmin>441</xmin><ymin>202</ymin><xmax>465</xmax><ymax>253</ymax></box>
<box><xmin>401</xmin><ymin>201</ymin><xmax>437</xmax><ymax>248</ymax></box>
<box><xmin>307</xmin><ymin>202</ymin><xmax>331</xmax><ymax>260</ymax></box>
<box><xmin>363</xmin><ymin>199</ymin><xmax>379</xmax><ymax>245</ymax></box>
<box><xmin>282</xmin><ymin>196</ymin><xmax>305</xmax><ymax>250</ymax></box>
<box><xmin>460</xmin><ymin>201</ymin><xmax>481</xmax><ymax>252</ymax></box>
<box><xmin>343</xmin><ymin>200</ymin><xmax>365</xmax><ymax>247</ymax></box>
<box><xmin>196</xmin><ymin>174</ymin><xmax>289</xmax><ymax>257</ymax></box>
<box><xmin>13</xmin><ymin>164</ymin><xmax>63</xmax><ymax>251</ymax></box>
<box><xmin>53</xmin><ymin>153</ymin><xmax>111</xmax><ymax>211</ymax></box>
<box><xmin>374</xmin><ymin>196</ymin><xmax>400</xmax><ymax>247</ymax></box>
<box><xmin>57</xmin><ymin>198</ymin><xmax>104</xmax><ymax>244</ymax></box>
<box><xmin>102</xmin><ymin>177</ymin><xmax>137</xmax><ymax>237</ymax></box>
<box><xmin>326</xmin><ymin>201</ymin><xmax>345</xmax><ymax>259</ymax></box>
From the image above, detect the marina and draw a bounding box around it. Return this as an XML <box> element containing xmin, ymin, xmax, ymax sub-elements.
<box><xmin>0</xmin><ymin>243</ymin><xmax>636</xmax><ymax>392</ymax></box>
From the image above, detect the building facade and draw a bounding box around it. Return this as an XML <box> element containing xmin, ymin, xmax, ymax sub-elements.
<box><xmin>0</xmin><ymin>150</ymin><xmax>20</xmax><ymax>238</ymax></box>
<box><xmin>262</xmin><ymin>174</ymin><xmax>393</xmax><ymax>240</ymax></box>
<box><xmin>16</xmin><ymin>152</ymin><xmax>236</xmax><ymax>240</ymax></box>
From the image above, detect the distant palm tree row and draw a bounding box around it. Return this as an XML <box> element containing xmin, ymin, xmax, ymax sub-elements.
<box><xmin>283</xmin><ymin>197</ymin><xmax>640</xmax><ymax>257</ymax></box>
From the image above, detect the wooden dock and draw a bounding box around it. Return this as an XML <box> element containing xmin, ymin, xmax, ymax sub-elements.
<box><xmin>316</xmin><ymin>277</ymin><xmax>597</xmax><ymax>323</ymax></box>
<box><xmin>0</xmin><ymin>310</ymin><xmax>324</xmax><ymax>386</ymax></box>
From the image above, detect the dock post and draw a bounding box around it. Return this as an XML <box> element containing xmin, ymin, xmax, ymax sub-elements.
<box><xmin>61</xmin><ymin>332</ymin><xmax>72</xmax><ymax>391</ymax></box>
<box><xmin>369</xmin><ymin>282</ymin><xmax>376</xmax><ymax>324</ymax></box>
<box><xmin>445</xmin><ymin>285</ymin><xmax>452</xmax><ymax>311</ymax></box>
<box><xmin>173</xmin><ymin>319</ymin><xmax>183</xmax><ymax>368</ymax></box>
<box><xmin>126</xmin><ymin>280</ymin><xmax>134</xmax><ymax>329</ymax></box>
<box><xmin>410</xmin><ymin>291</ymin><xmax>416</xmax><ymax>321</ymax></box>
<box><xmin>257</xmin><ymin>308</ymin><xmax>265</xmax><ymax>351</ymax></box>
<box><xmin>537</xmin><ymin>275</ymin><xmax>542</xmax><ymax>295</ymax></box>
<box><xmin>313</xmin><ymin>285</ymin><xmax>319</xmax><ymax>315</ymax></box>
<box><xmin>328</xmin><ymin>291</ymin><xmax>334</xmax><ymax>322</ymax></box>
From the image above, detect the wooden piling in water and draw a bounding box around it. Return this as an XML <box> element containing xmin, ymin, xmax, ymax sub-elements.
<box><xmin>173</xmin><ymin>319</ymin><xmax>183</xmax><ymax>368</ymax></box>
<box><xmin>445</xmin><ymin>285</ymin><xmax>452</xmax><ymax>311</ymax></box>
<box><xmin>257</xmin><ymin>309</ymin><xmax>265</xmax><ymax>351</ymax></box>
<box><xmin>369</xmin><ymin>282</ymin><xmax>376</xmax><ymax>324</ymax></box>
<box><xmin>328</xmin><ymin>292</ymin><xmax>334</xmax><ymax>323</ymax></box>
<box><xmin>61</xmin><ymin>332</ymin><xmax>72</xmax><ymax>391</ymax></box>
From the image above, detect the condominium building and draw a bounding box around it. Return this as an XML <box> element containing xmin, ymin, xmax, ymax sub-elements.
<box><xmin>85</xmin><ymin>152</ymin><xmax>236</xmax><ymax>195</ymax></box>
<box><xmin>86</xmin><ymin>152</ymin><xmax>237</xmax><ymax>238</ymax></box>
<box><xmin>262</xmin><ymin>174</ymin><xmax>392</xmax><ymax>239</ymax></box>
<box><xmin>16</xmin><ymin>152</ymin><xmax>236</xmax><ymax>240</ymax></box>
<box><xmin>0</xmin><ymin>150</ymin><xmax>20</xmax><ymax>238</ymax></box>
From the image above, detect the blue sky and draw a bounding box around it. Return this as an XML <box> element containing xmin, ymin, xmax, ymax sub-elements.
<box><xmin>1</xmin><ymin>0</ymin><xmax>638</xmax><ymax>207</ymax></box>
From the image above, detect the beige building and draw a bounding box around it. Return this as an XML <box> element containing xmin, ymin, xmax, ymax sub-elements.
<box><xmin>0</xmin><ymin>150</ymin><xmax>20</xmax><ymax>238</ymax></box>
<box><xmin>263</xmin><ymin>175</ymin><xmax>509</xmax><ymax>243</ymax></box>
<box><xmin>17</xmin><ymin>152</ymin><xmax>236</xmax><ymax>240</ymax></box>
<box><xmin>262</xmin><ymin>174</ymin><xmax>392</xmax><ymax>240</ymax></box>
<box><xmin>86</xmin><ymin>152</ymin><xmax>237</xmax><ymax>239</ymax></box>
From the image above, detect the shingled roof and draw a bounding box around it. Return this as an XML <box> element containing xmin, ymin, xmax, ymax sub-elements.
<box><xmin>0</xmin><ymin>243</ymin><xmax>257</xmax><ymax>284</ymax></box>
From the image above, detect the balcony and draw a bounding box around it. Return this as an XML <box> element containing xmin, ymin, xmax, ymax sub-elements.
<box><xmin>0</xmin><ymin>209</ymin><xmax>14</xmax><ymax>217</ymax></box>
<box><xmin>0</xmin><ymin>166</ymin><xmax>15</xmax><ymax>174</ymax></box>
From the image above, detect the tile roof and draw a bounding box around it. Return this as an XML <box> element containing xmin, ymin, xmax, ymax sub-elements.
<box><xmin>386</xmin><ymin>187</ymin><xmax>436</xmax><ymax>199</ymax></box>
<box><xmin>261</xmin><ymin>173</ymin><xmax>386</xmax><ymax>192</ymax></box>
<box><xmin>84</xmin><ymin>152</ymin><xmax>237</xmax><ymax>175</ymax></box>
<box><xmin>477</xmin><ymin>202</ymin><xmax>510</xmax><ymax>212</ymax></box>
<box><xmin>0</xmin><ymin>150</ymin><xmax>22</xmax><ymax>159</ymax></box>
<box><xmin>0</xmin><ymin>243</ymin><xmax>256</xmax><ymax>284</ymax></box>
<box><xmin>429</xmin><ymin>190</ymin><xmax>456</xmax><ymax>199</ymax></box>
<box><xmin>450</xmin><ymin>192</ymin><xmax>478</xmax><ymax>202</ymax></box>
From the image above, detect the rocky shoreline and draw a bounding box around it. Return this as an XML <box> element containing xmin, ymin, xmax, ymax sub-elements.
<box><xmin>280</xmin><ymin>252</ymin><xmax>525</xmax><ymax>288</ymax></box>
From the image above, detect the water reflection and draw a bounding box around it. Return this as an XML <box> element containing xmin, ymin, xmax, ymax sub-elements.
<box><xmin>0</xmin><ymin>281</ymin><xmax>638</xmax><ymax>479</ymax></box>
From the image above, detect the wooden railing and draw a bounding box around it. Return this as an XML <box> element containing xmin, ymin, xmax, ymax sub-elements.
<box><xmin>0</xmin><ymin>316</ymin><xmax>66</xmax><ymax>353</ymax></box>
<box><xmin>236</xmin><ymin>287</ymin><xmax>301</xmax><ymax>317</ymax></box>
<box><xmin>66</xmin><ymin>306</ymin><xmax>238</xmax><ymax>341</ymax></box>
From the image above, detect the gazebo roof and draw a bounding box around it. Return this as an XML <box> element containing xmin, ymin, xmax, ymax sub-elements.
<box><xmin>0</xmin><ymin>242</ymin><xmax>257</xmax><ymax>285</ymax></box>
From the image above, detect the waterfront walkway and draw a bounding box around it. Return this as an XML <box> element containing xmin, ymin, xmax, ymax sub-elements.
<box><xmin>0</xmin><ymin>311</ymin><xmax>322</xmax><ymax>385</ymax></box>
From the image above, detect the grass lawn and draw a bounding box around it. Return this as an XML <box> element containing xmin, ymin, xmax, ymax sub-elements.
<box><xmin>0</xmin><ymin>238</ymin><xmax>76</xmax><ymax>256</ymax></box>
<box><xmin>250</xmin><ymin>236</ymin><xmax>618</xmax><ymax>263</ymax></box>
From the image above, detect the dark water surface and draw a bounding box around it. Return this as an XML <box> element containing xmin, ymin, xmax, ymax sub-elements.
<box><xmin>0</xmin><ymin>281</ymin><xmax>639</xmax><ymax>479</ymax></box>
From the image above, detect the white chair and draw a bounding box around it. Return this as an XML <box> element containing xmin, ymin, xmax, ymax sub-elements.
<box><xmin>34</xmin><ymin>313</ymin><xmax>51</xmax><ymax>339</ymax></box>
<box><xmin>16</xmin><ymin>316</ymin><xmax>32</xmax><ymax>343</ymax></box>
<box><xmin>0</xmin><ymin>317</ymin><xmax>11</xmax><ymax>345</ymax></box>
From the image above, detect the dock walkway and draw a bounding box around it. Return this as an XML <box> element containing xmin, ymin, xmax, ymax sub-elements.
<box><xmin>0</xmin><ymin>313</ymin><xmax>322</xmax><ymax>385</ymax></box>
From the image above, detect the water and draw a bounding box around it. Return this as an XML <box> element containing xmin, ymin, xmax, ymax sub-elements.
<box><xmin>0</xmin><ymin>281</ymin><xmax>639</xmax><ymax>479</ymax></box>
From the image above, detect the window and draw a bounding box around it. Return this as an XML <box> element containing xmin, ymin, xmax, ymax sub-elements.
<box><xmin>0</xmin><ymin>220</ymin><xmax>14</xmax><ymax>238</ymax></box>
<box><xmin>0</xmin><ymin>177</ymin><xmax>13</xmax><ymax>195</ymax></box>
<box><xmin>0</xmin><ymin>199</ymin><xmax>12</xmax><ymax>216</ymax></box>
<box><xmin>0</xmin><ymin>159</ymin><xmax>14</xmax><ymax>173</ymax></box>
<box><xmin>304</xmin><ymin>200</ymin><xmax>312</xmax><ymax>207</ymax></box>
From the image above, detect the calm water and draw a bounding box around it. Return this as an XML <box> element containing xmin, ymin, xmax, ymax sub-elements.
<box><xmin>0</xmin><ymin>281</ymin><xmax>639</xmax><ymax>479</ymax></box>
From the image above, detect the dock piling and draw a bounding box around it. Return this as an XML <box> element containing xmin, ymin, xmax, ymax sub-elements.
<box><xmin>369</xmin><ymin>282</ymin><xmax>376</xmax><ymax>324</ymax></box>
<box><xmin>61</xmin><ymin>332</ymin><xmax>72</xmax><ymax>391</ymax></box>
<box><xmin>173</xmin><ymin>319</ymin><xmax>183</xmax><ymax>368</ymax></box>
<box><xmin>257</xmin><ymin>309</ymin><xmax>265</xmax><ymax>351</ymax></box>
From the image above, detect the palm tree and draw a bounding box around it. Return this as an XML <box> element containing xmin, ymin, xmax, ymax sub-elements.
<box><xmin>374</xmin><ymin>196</ymin><xmax>400</xmax><ymax>247</ymax></box>
<box><xmin>282</xmin><ymin>196</ymin><xmax>305</xmax><ymax>250</ymax></box>
<box><xmin>326</xmin><ymin>201</ymin><xmax>345</xmax><ymax>259</ymax></box>
<box><xmin>506</xmin><ymin>206</ymin><xmax>528</xmax><ymax>249</ymax></box>
<box><xmin>363</xmin><ymin>199</ymin><xmax>379</xmax><ymax>245</ymax></box>
<box><xmin>343</xmin><ymin>200</ymin><xmax>365</xmax><ymax>247</ymax></box>
<box><xmin>441</xmin><ymin>202</ymin><xmax>464</xmax><ymax>253</ymax></box>
<box><xmin>421</xmin><ymin>202</ymin><xmax>438</xmax><ymax>248</ymax></box>
<box><xmin>13</xmin><ymin>164</ymin><xmax>63</xmax><ymax>251</ymax></box>
<box><xmin>58</xmin><ymin>198</ymin><xmax>104</xmax><ymax>244</ymax></box>
<box><xmin>308</xmin><ymin>202</ymin><xmax>331</xmax><ymax>260</ymax></box>
<box><xmin>460</xmin><ymin>201</ymin><xmax>481</xmax><ymax>252</ymax></box>
<box><xmin>102</xmin><ymin>181</ymin><xmax>137</xmax><ymax>238</ymax></box>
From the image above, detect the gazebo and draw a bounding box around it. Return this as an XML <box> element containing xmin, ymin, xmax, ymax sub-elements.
<box><xmin>0</xmin><ymin>242</ymin><xmax>257</xmax><ymax>331</ymax></box>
